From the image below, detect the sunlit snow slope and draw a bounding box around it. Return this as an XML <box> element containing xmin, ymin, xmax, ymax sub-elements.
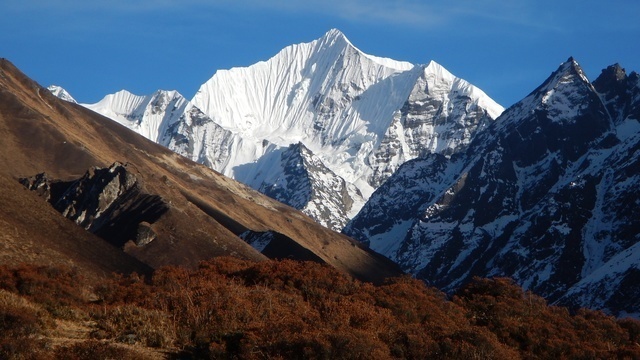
<box><xmin>48</xmin><ymin>85</ymin><xmax>77</xmax><ymax>104</ymax></box>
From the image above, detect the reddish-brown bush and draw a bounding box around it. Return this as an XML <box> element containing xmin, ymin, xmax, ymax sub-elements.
<box><xmin>54</xmin><ymin>340</ymin><xmax>153</xmax><ymax>360</ymax></box>
<box><xmin>454</xmin><ymin>277</ymin><xmax>640</xmax><ymax>359</ymax></box>
<box><xmin>0</xmin><ymin>260</ymin><xmax>638</xmax><ymax>359</ymax></box>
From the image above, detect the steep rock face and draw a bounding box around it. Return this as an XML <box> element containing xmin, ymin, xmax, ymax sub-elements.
<box><xmin>344</xmin><ymin>154</ymin><xmax>463</xmax><ymax>255</ymax></box>
<box><xmin>368</xmin><ymin>62</ymin><xmax>500</xmax><ymax>187</ymax></box>
<box><xmin>592</xmin><ymin>64</ymin><xmax>640</xmax><ymax>125</ymax></box>
<box><xmin>21</xmin><ymin>162</ymin><xmax>169</xmax><ymax>248</ymax></box>
<box><xmin>82</xmin><ymin>29</ymin><xmax>502</xmax><ymax>231</ymax></box>
<box><xmin>160</xmin><ymin>104</ymin><xmax>253</xmax><ymax>172</ymax></box>
<box><xmin>345</xmin><ymin>58</ymin><xmax>640</xmax><ymax>316</ymax></box>
<box><xmin>558</xmin><ymin>242</ymin><xmax>640</xmax><ymax>318</ymax></box>
<box><xmin>254</xmin><ymin>143</ymin><xmax>362</xmax><ymax>231</ymax></box>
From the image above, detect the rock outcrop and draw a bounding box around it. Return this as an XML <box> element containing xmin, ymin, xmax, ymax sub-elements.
<box><xmin>21</xmin><ymin>162</ymin><xmax>169</xmax><ymax>248</ymax></box>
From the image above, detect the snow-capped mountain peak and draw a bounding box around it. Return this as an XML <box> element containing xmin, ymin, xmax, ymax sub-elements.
<box><xmin>320</xmin><ymin>29</ymin><xmax>414</xmax><ymax>71</ymax></box>
<box><xmin>47</xmin><ymin>85</ymin><xmax>77</xmax><ymax>104</ymax></box>
<box><xmin>530</xmin><ymin>57</ymin><xmax>592</xmax><ymax>106</ymax></box>
<box><xmin>317</xmin><ymin>28</ymin><xmax>352</xmax><ymax>52</ymax></box>
<box><xmin>85</xmin><ymin>89</ymin><xmax>147</xmax><ymax>119</ymax></box>
<box><xmin>423</xmin><ymin>60</ymin><xmax>503</xmax><ymax>119</ymax></box>
<box><xmin>83</xmin><ymin>29</ymin><xmax>503</xmax><ymax>231</ymax></box>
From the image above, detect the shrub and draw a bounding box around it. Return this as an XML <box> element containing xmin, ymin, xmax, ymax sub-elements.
<box><xmin>0</xmin><ymin>289</ymin><xmax>54</xmax><ymax>360</ymax></box>
<box><xmin>90</xmin><ymin>304</ymin><xmax>176</xmax><ymax>348</ymax></box>
<box><xmin>55</xmin><ymin>340</ymin><xmax>153</xmax><ymax>360</ymax></box>
<box><xmin>0</xmin><ymin>264</ymin><xmax>89</xmax><ymax>320</ymax></box>
<box><xmin>0</xmin><ymin>262</ymin><xmax>639</xmax><ymax>359</ymax></box>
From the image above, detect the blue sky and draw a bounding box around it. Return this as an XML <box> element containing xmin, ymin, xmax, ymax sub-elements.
<box><xmin>2</xmin><ymin>1</ymin><xmax>639</xmax><ymax>107</ymax></box>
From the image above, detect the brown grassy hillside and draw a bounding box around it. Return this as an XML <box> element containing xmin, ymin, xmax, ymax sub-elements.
<box><xmin>0</xmin><ymin>58</ymin><xmax>401</xmax><ymax>283</ymax></box>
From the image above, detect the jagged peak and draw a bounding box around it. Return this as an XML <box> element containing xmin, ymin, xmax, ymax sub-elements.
<box><xmin>593</xmin><ymin>63</ymin><xmax>628</xmax><ymax>90</ymax></box>
<box><xmin>607</xmin><ymin>63</ymin><xmax>627</xmax><ymax>80</ymax></box>
<box><xmin>85</xmin><ymin>89</ymin><xmax>147</xmax><ymax>110</ymax></box>
<box><xmin>423</xmin><ymin>60</ymin><xmax>455</xmax><ymax>82</ymax></box>
<box><xmin>315</xmin><ymin>29</ymin><xmax>413</xmax><ymax>71</ymax></box>
<box><xmin>492</xmin><ymin>56</ymin><xmax>605</xmax><ymax>132</ymax></box>
<box><xmin>100</xmin><ymin>89</ymin><xmax>146</xmax><ymax>103</ymax></box>
<box><xmin>113</xmin><ymin>89</ymin><xmax>138</xmax><ymax>97</ymax></box>
<box><xmin>522</xmin><ymin>57</ymin><xmax>591</xmax><ymax>102</ymax></box>
<box><xmin>149</xmin><ymin>89</ymin><xmax>188</xmax><ymax>103</ymax></box>
<box><xmin>286</xmin><ymin>141</ymin><xmax>315</xmax><ymax>160</ymax></box>
<box><xmin>320</xmin><ymin>28</ymin><xmax>349</xmax><ymax>44</ymax></box>
<box><xmin>47</xmin><ymin>84</ymin><xmax>65</xmax><ymax>92</ymax></box>
<box><xmin>289</xmin><ymin>141</ymin><xmax>306</xmax><ymax>151</ymax></box>
<box><xmin>314</xmin><ymin>28</ymin><xmax>359</xmax><ymax>57</ymax></box>
<box><xmin>86</xmin><ymin>88</ymin><xmax>187</xmax><ymax>110</ymax></box>
<box><xmin>421</xmin><ymin>60</ymin><xmax>504</xmax><ymax>119</ymax></box>
<box><xmin>559</xmin><ymin>57</ymin><xmax>589</xmax><ymax>82</ymax></box>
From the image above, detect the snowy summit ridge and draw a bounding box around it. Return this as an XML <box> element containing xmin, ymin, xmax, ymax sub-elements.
<box><xmin>61</xmin><ymin>29</ymin><xmax>503</xmax><ymax>231</ymax></box>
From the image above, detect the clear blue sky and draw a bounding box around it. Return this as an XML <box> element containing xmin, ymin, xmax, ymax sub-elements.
<box><xmin>2</xmin><ymin>1</ymin><xmax>639</xmax><ymax>108</ymax></box>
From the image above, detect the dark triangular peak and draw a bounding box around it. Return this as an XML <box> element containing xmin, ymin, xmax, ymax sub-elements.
<box><xmin>523</xmin><ymin>57</ymin><xmax>590</xmax><ymax>102</ymax></box>
<box><xmin>258</xmin><ymin>141</ymin><xmax>358</xmax><ymax>231</ymax></box>
<box><xmin>485</xmin><ymin>57</ymin><xmax>591</xmax><ymax>130</ymax></box>
<box><xmin>471</xmin><ymin>57</ymin><xmax>610</xmax><ymax>165</ymax></box>
<box><xmin>342</xmin><ymin>56</ymin><xmax>640</xmax><ymax>317</ymax></box>
<box><xmin>593</xmin><ymin>63</ymin><xmax>640</xmax><ymax>123</ymax></box>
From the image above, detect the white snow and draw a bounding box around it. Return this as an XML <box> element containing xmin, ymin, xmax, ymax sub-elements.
<box><xmin>189</xmin><ymin>29</ymin><xmax>502</xmax><ymax>210</ymax></box>
<box><xmin>47</xmin><ymin>85</ymin><xmax>78</xmax><ymax>104</ymax></box>
<box><xmin>82</xmin><ymin>89</ymin><xmax>189</xmax><ymax>143</ymax></box>
<box><xmin>368</xmin><ymin>220</ymin><xmax>413</xmax><ymax>255</ymax></box>
<box><xmin>616</xmin><ymin>118</ymin><xmax>640</xmax><ymax>141</ymax></box>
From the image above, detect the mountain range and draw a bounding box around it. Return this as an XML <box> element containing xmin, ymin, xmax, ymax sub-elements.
<box><xmin>44</xmin><ymin>30</ymin><xmax>639</xmax><ymax>318</ymax></box>
<box><xmin>70</xmin><ymin>29</ymin><xmax>503</xmax><ymax>231</ymax></box>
